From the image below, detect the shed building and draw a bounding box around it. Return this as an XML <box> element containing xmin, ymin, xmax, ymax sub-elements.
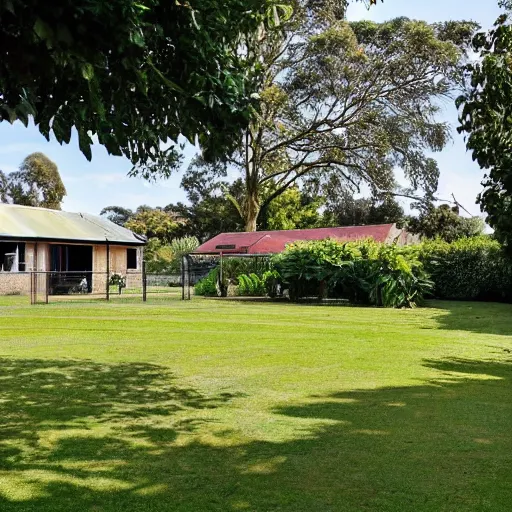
<box><xmin>0</xmin><ymin>204</ymin><xmax>146</xmax><ymax>296</ymax></box>
<box><xmin>194</xmin><ymin>224</ymin><xmax>418</xmax><ymax>256</ymax></box>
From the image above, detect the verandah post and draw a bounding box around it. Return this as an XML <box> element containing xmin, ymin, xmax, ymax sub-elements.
<box><xmin>142</xmin><ymin>261</ymin><xmax>147</xmax><ymax>302</ymax></box>
<box><xmin>106</xmin><ymin>243</ymin><xmax>110</xmax><ymax>301</ymax></box>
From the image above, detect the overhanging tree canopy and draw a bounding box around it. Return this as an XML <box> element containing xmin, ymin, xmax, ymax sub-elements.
<box><xmin>0</xmin><ymin>1</ymin><xmax>383</xmax><ymax>175</ymax></box>
<box><xmin>457</xmin><ymin>0</ymin><xmax>512</xmax><ymax>253</ymax></box>
<box><xmin>0</xmin><ymin>0</ymin><xmax>288</xmax><ymax>174</ymax></box>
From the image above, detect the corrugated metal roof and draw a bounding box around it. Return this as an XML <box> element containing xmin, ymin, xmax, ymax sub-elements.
<box><xmin>194</xmin><ymin>224</ymin><xmax>401</xmax><ymax>255</ymax></box>
<box><xmin>0</xmin><ymin>204</ymin><xmax>146</xmax><ymax>245</ymax></box>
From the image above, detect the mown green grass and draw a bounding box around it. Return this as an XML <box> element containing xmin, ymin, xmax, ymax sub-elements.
<box><xmin>0</xmin><ymin>296</ymin><xmax>511</xmax><ymax>511</ymax></box>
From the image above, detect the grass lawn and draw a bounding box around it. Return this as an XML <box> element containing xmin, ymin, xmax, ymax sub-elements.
<box><xmin>0</xmin><ymin>297</ymin><xmax>511</xmax><ymax>511</ymax></box>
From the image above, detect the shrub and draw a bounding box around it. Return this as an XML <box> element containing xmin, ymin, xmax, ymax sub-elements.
<box><xmin>220</xmin><ymin>258</ymin><xmax>272</xmax><ymax>284</ymax></box>
<box><xmin>109</xmin><ymin>273</ymin><xmax>126</xmax><ymax>288</ymax></box>
<box><xmin>419</xmin><ymin>236</ymin><xmax>512</xmax><ymax>302</ymax></box>
<box><xmin>194</xmin><ymin>259</ymin><xmax>275</xmax><ymax>297</ymax></box>
<box><xmin>194</xmin><ymin>268</ymin><xmax>219</xmax><ymax>297</ymax></box>
<box><xmin>168</xmin><ymin>237</ymin><xmax>200</xmax><ymax>273</ymax></box>
<box><xmin>237</xmin><ymin>273</ymin><xmax>266</xmax><ymax>296</ymax></box>
<box><xmin>274</xmin><ymin>239</ymin><xmax>431</xmax><ymax>308</ymax></box>
<box><xmin>262</xmin><ymin>269</ymin><xmax>282</xmax><ymax>298</ymax></box>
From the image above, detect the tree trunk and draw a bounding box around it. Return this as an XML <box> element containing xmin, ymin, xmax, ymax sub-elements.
<box><xmin>244</xmin><ymin>123</ymin><xmax>261</xmax><ymax>232</ymax></box>
<box><xmin>245</xmin><ymin>193</ymin><xmax>260</xmax><ymax>232</ymax></box>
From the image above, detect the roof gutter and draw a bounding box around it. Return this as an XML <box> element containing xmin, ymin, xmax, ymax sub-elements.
<box><xmin>0</xmin><ymin>236</ymin><xmax>145</xmax><ymax>246</ymax></box>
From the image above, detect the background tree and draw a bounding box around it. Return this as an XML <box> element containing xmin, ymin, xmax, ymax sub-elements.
<box><xmin>457</xmin><ymin>0</ymin><xmax>512</xmax><ymax>253</ymax></box>
<box><xmin>0</xmin><ymin>171</ymin><xmax>8</xmax><ymax>203</ymax></box>
<box><xmin>259</xmin><ymin>186</ymin><xmax>323</xmax><ymax>230</ymax></box>
<box><xmin>100</xmin><ymin>206</ymin><xmax>134</xmax><ymax>227</ymax></box>
<box><xmin>406</xmin><ymin>204</ymin><xmax>485</xmax><ymax>242</ymax></box>
<box><xmin>0</xmin><ymin>152</ymin><xmax>66</xmax><ymax>209</ymax></box>
<box><xmin>124</xmin><ymin>206</ymin><xmax>182</xmax><ymax>244</ymax></box>
<box><xmin>324</xmin><ymin>193</ymin><xmax>373</xmax><ymax>227</ymax></box>
<box><xmin>323</xmin><ymin>189</ymin><xmax>405</xmax><ymax>227</ymax></box>
<box><xmin>367</xmin><ymin>196</ymin><xmax>407</xmax><ymax>226</ymax></box>
<box><xmin>169</xmin><ymin>156</ymin><xmax>324</xmax><ymax>239</ymax></box>
<box><xmin>166</xmin><ymin>156</ymin><xmax>243</xmax><ymax>242</ymax></box>
<box><xmin>169</xmin><ymin>198</ymin><xmax>243</xmax><ymax>244</ymax></box>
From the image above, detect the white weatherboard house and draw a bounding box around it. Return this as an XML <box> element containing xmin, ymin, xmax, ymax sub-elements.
<box><xmin>0</xmin><ymin>204</ymin><xmax>146</xmax><ymax>296</ymax></box>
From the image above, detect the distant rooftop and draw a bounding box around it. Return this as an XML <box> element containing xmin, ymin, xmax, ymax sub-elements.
<box><xmin>0</xmin><ymin>204</ymin><xmax>146</xmax><ymax>245</ymax></box>
<box><xmin>194</xmin><ymin>224</ymin><xmax>412</xmax><ymax>255</ymax></box>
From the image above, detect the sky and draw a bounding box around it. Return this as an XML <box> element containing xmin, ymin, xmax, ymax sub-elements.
<box><xmin>0</xmin><ymin>0</ymin><xmax>502</xmax><ymax>217</ymax></box>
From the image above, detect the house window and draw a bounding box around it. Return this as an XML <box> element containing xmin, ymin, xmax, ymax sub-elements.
<box><xmin>127</xmin><ymin>248</ymin><xmax>138</xmax><ymax>270</ymax></box>
<box><xmin>0</xmin><ymin>242</ymin><xmax>25</xmax><ymax>272</ymax></box>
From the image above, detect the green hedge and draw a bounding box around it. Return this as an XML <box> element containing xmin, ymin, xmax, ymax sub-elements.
<box><xmin>273</xmin><ymin>239</ymin><xmax>432</xmax><ymax>308</ymax></box>
<box><xmin>419</xmin><ymin>237</ymin><xmax>512</xmax><ymax>302</ymax></box>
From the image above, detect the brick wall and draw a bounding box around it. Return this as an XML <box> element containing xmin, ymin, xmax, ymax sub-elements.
<box><xmin>126</xmin><ymin>271</ymin><xmax>142</xmax><ymax>289</ymax></box>
<box><xmin>0</xmin><ymin>272</ymin><xmax>31</xmax><ymax>295</ymax></box>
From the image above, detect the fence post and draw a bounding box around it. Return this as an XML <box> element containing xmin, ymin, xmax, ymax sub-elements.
<box><xmin>187</xmin><ymin>255</ymin><xmax>191</xmax><ymax>300</ymax></box>
<box><xmin>106</xmin><ymin>243</ymin><xmax>110</xmax><ymax>301</ymax></box>
<box><xmin>142</xmin><ymin>261</ymin><xmax>147</xmax><ymax>302</ymax></box>
<box><xmin>30</xmin><ymin>271</ymin><xmax>34</xmax><ymax>305</ymax></box>
<box><xmin>45</xmin><ymin>272</ymin><xmax>49</xmax><ymax>304</ymax></box>
<box><xmin>181</xmin><ymin>256</ymin><xmax>185</xmax><ymax>301</ymax></box>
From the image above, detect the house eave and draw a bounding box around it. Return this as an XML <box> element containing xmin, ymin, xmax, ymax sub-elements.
<box><xmin>0</xmin><ymin>236</ymin><xmax>146</xmax><ymax>246</ymax></box>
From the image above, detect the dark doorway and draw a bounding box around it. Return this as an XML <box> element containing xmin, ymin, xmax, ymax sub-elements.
<box><xmin>50</xmin><ymin>245</ymin><xmax>93</xmax><ymax>294</ymax></box>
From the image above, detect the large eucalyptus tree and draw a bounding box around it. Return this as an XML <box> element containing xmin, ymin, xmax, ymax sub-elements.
<box><xmin>189</xmin><ymin>2</ymin><xmax>476</xmax><ymax>231</ymax></box>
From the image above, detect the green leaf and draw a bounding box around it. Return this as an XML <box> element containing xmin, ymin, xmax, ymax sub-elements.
<box><xmin>81</xmin><ymin>63</ymin><xmax>95</xmax><ymax>81</ymax></box>
<box><xmin>2</xmin><ymin>105</ymin><xmax>18</xmax><ymax>123</ymax></box>
<box><xmin>129</xmin><ymin>30</ymin><xmax>145</xmax><ymax>47</ymax></box>
<box><xmin>33</xmin><ymin>18</ymin><xmax>54</xmax><ymax>41</ymax></box>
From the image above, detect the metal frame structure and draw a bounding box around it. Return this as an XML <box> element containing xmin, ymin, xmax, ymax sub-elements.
<box><xmin>181</xmin><ymin>252</ymin><xmax>272</xmax><ymax>300</ymax></box>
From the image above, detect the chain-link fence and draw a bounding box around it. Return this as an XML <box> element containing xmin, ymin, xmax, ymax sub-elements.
<box><xmin>0</xmin><ymin>266</ymin><xmax>188</xmax><ymax>305</ymax></box>
<box><xmin>1</xmin><ymin>256</ymin><xmax>275</xmax><ymax>304</ymax></box>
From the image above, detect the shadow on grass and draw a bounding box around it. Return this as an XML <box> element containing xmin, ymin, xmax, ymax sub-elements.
<box><xmin>1</xmin><ymin>358</ymin><xmax>511</xmax><ymax>511</ymax></box>
<box><xmin>427</xmin><ymin>300</ymin><xmax>512</xmax><ymax>337</ymax></box>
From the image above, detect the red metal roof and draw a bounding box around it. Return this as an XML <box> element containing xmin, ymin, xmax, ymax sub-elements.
<box><xmin>194</xmin><ymin>224</ymin><xmax>400</xmax><ymax>255</ymax></box>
